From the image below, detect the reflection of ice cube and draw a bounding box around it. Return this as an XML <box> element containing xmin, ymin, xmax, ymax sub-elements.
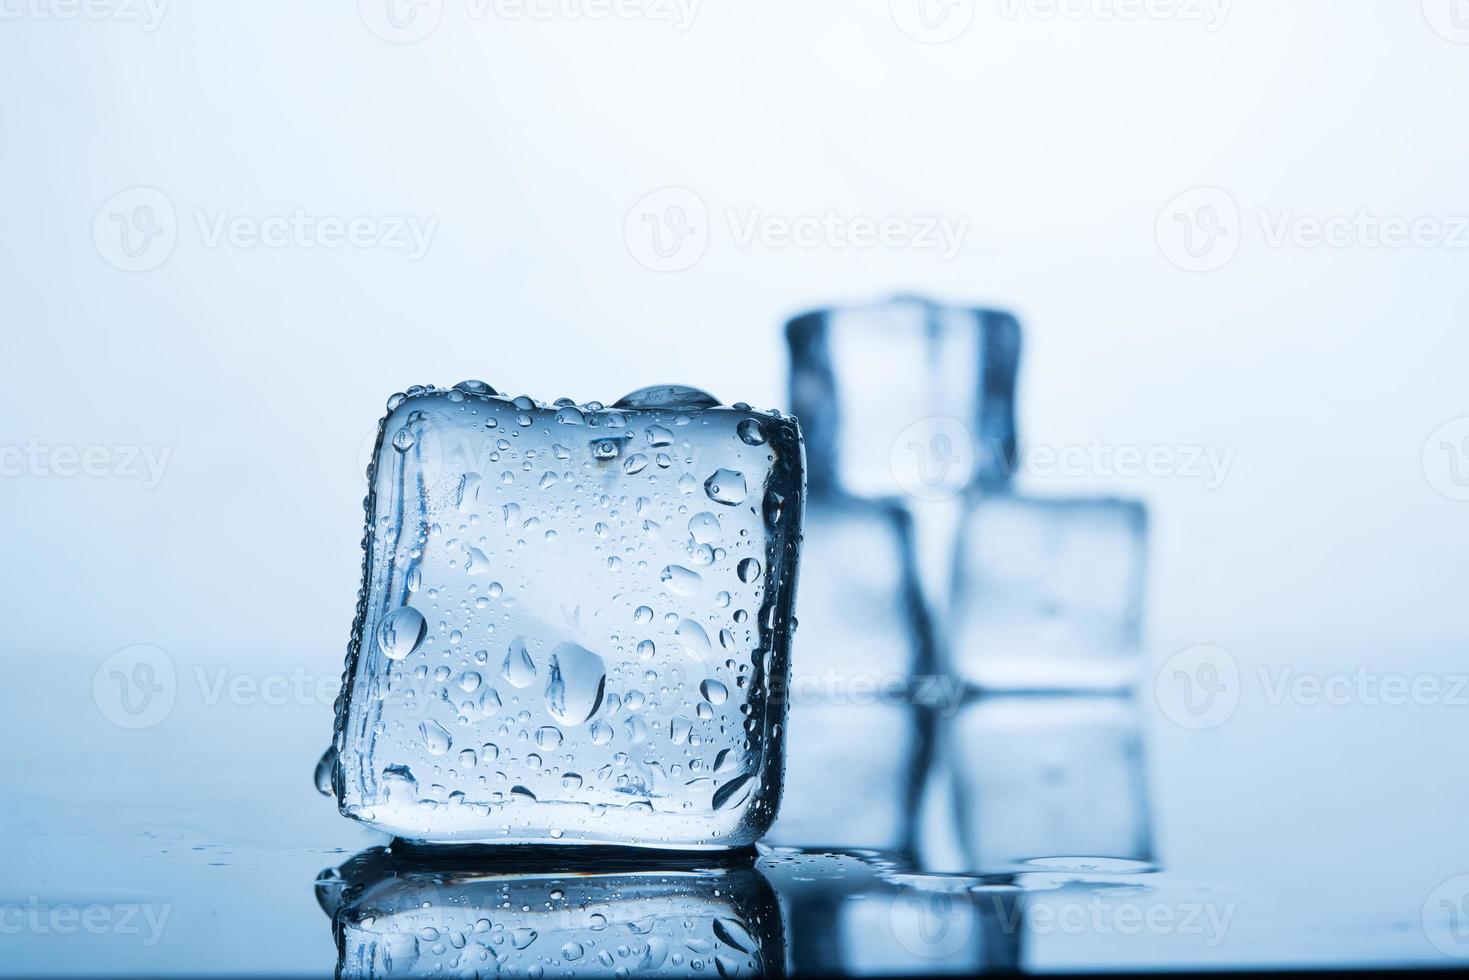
<box><xmin>332</xmin><ymin>383</ymin><xmax>805</xmax><ymax>848</ymax></box>
<box><xmin>320</xmin><ymin>846</ymin><xmax>784</xmax><ymax>978</ymax></box>
<box><xmin>763</xmin><ymin>850</ymin><xmax>1022</xmax><ymax>976</ymax></box>
<box><xmin>787</xmin><ymin>296</ymin><xmax>1021</xmax><ymax>501</ymax></box>
<box><xmin>950</xmin><ymin>494</ymin><xmax>1147</xmax><ymax>692</ymax></box>
<box><xmin>948</xmin><ymin>696</ymin><xmax>1153</xmax><ymax>874</ymax></box>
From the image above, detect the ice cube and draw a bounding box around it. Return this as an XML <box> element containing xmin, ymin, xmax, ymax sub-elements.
<box><xmin>790</xmin><ymin>497</ymin><xmax>932</xmax><ymax>684</ymax></box>
<box><xmin>786</xmin><ymin>295</ymin><xmax>1021</xmax><ymax>502</ymax></box>
<box><xmin>768</xmin><ymin>698</ymin><xmax>933</xmax><ymax>853</ymax></box>
<box><xmin>768</xmin><ymin>496</ymin><xmax>937</xmax><ymax>851</ymax></box>
<box><xmin>331</xmin><ymin>383</ymin><xmax>805</xmax><ymax>848</ymax></box>
<box><xmin>319</xmin><ymin>846</ymin><xmax>784</xmax><ymax>978</ymax></box>
<box><xmin>946</xmin><ymin>696</ymin><xmax>1153</xmax><ymax>874</ymax></box>
<box><xmin>949</xmin><ymin>493</ymin><xmax>1148</xmax><ymax>692</ymax></box>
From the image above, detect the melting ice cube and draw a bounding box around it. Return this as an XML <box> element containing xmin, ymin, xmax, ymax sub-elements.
<box><xmin>330</xmin><ymin>383</ymin><xmax>804</xmax><ymax>848</ymax></box>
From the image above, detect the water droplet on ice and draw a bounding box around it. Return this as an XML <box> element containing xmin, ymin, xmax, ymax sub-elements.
<box><xmin>378</xmin><ymin>606</ymin><xmax>426</xmax><ymax>661</ymax></box>
<box><xmin>457</xmin><ymin>472</ymin><xmax>482</xmax><ymax>512</ymax></box>
<box><xmin>614</xmin><ymin>385</ymin><xmax>721</xmax><ymax>410</ymax></box>
<box><xmin>464</xmin><ymin>545</ymin><xmax>492</xmax><ymax>575</ymax></box>
<box><xmin>420</xmin><ymin>720</ymin><xmax>453</xmax><ymax>756</ymax></box>
<box><xmin>689</xmin><ymin>512</ymin><xmax>721</xmax><ymax>545</ymax></box>
<box><xmin>313</xmin><ymin>745</ymin><xmax>336</xmax><ymax>796</ymax></box>
<box><xmin>704</xmin><ymin>469</ymin><xmax>747</xmax><ymax>506</ymax></box>
<box><xmin>502</xmin><ymin>638</ymin><xmax>537</xmax><ymax>688</ymax></box>
<box><xmin>712</xmin><ymin>772</ymin><xmax>754</xmax><ymax>811</ymax></box>
<box><xmin>661</xmin><ymin>564</ymin><xmax>703</xmax><ymax>596</ymax></box>
<box><xmin>623</xmin><ymin>453</ymin><xmax>650</xmax><ymax>475</ymax></box>
<box><xmin>701</xmin><ymin>678</ymin><xmax>729</xmax><ymax>705</ymax></box>
<box><xmin>634</xmin><ymin>605</ymin><xmax>654</xmax><ymax>625</ymax></box>
<box><xmin>545</xmin><ymin>642</ymin><xmax>606</xmax><ymax>725</ymax></box>
<box><xmin>738</xmin><ymin>558</ymin><xmax>762</xmax><ymax>583</ymax></box>
<box><xmin>737</xmin><ymin>419</ymin><xmax>766</xmax><ymax>445</ymax></box>
<box><xmin>676</xmin><ymin>619</ymin><xmax>712</xmax><ymax>660</ymax></box>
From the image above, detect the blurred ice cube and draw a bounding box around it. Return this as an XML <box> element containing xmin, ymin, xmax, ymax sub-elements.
<box><xmin>770</xmin><ymin>699</ymin><xmax>933</xmax><ymax>853</ymax></box>
<box><xmin>787</xmin><ymin>296</ymin><xmax>1021</xmax><ymax>502</ymax></box>
<box><xmin>947</xmin><ymin>696</ymin><xmax>1153</xmax><ymax>874</ymax></box>
<box><xmin>949</xmin><ymin>494</ymin><xmax>1147</xmax><ymax>692</ymax></box>
<box><xmin>769</xmin><ymin>496</ymin><xmax>938</xmax><ymax>852</ymax></box>
<box><xmin>792</xmin><ymin>497</ymin><xmax>932</xmax><ymax>683</ymax></box>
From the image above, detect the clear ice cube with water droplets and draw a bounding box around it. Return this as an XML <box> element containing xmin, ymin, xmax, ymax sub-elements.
<box><xmin>332</xmin><ymin>383</ymin><xmax>804</xmax><ymax>848</ymax></box>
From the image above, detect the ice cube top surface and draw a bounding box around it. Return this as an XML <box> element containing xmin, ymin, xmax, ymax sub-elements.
<box><xmin>335</xmin><ymin>384</ymin><xmax>805</xmax><ymax>849</ymax></box>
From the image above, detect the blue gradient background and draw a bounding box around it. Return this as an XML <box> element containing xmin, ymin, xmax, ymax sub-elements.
<box><xmin>2</xmin><ymin>1</ymin><xmax>1467</xmax><ymax>974</ymax></box>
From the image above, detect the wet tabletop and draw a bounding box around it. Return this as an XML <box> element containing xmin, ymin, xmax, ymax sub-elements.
<box><xmin>4</xmin><ymin>646</ymin><xmax>1466</xmax><ymax>976</ymax></box>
